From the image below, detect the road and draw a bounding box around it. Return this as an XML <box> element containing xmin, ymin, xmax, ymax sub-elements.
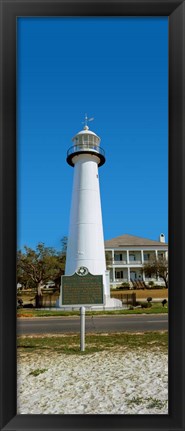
<box><xmin>17</xmin><ymin>314</ymin><xmax>168</xmax><ymax>335</ymax></box>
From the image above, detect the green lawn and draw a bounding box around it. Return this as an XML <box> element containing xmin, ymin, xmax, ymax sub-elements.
<box><xmin>17</xmin><ymin>331</ymin><xmax>168</xmax><ymax>355</ymax></box>
<box><xmin>17</xmin><ymin>303</ymin><xmax>168</xmax><ymax>318</ymax></box>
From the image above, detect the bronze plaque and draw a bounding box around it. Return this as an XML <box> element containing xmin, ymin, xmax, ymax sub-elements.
<box><xmin>62</xmin><ymin>272</ymin><xmax>103</xmax><ymax>305</ymax></box>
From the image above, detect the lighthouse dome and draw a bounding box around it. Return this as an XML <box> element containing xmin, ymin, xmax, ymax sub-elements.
<box><xmin>72</xmin><ymin>125</ymin><xmax>101</xmax><ymax>146</ymax></box>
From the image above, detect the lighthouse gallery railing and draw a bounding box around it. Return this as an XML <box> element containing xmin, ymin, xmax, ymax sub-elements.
<box><xmin>67</xmin><ymin>143</ymin><xmax>105</xmax><ymax>158</ymax></box>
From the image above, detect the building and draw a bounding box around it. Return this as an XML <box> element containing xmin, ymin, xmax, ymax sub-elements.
<box><xmin>105</xmin><ymin>233</ymin><xmax>168</xmax><ymax>288</ymax></box>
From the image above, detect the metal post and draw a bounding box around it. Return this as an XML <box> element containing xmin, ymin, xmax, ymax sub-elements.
<box><xmin>80</xmin><ymin>306</ymin><xmax>85</xmax><ymax>351</ymax></box>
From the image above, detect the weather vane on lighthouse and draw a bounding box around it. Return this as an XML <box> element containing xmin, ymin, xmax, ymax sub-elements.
<box><xmin>82</xmin><ymin>114</ymin><xmax>94</xmax><ymax>129</ymax></box>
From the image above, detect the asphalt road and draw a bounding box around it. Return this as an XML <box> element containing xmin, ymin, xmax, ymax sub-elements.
<box><xmin>17</xmin><ymin>314</ymin><xmax>168</xmax><ymax>335</ymax></box>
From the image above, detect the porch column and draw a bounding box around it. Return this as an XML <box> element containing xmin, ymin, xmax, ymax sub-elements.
<box><xmin>155</xmin><ymin>250</ymin><xmax>159</xmax><ymax>281</ymax></box>
<box><xmin>141</xmin><ymin>250</ymin><xmax>145</xmax><ymax>281</ymax></box>
<box><xmin>112</xmin><ymin>249</ymin><xmax>114</xmax><ymax>263</ymax></box>
<box><xmin>141</xmin><ymin>250</ymin><xmax>144</xmax><ymax>264</ymax></box>
<box><xmin>128</xmin><ymin>267</ymin><xmax>130</xmax><ymax>282</ymax></box>
<box><xmin>112</xmin><ymin>267</ymin><xmax>115</xmax><ymax>283</ymax></box>
<box><xmin>126</xmin><ymin>250</ymin><xmax>129</xmax><ymax>264</ymax></box>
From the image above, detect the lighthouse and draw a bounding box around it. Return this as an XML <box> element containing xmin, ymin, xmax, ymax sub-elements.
<box><xmin>60</xmin><ymin>116</ymin><xmax>122</xmax><ymax>309</ymax></box>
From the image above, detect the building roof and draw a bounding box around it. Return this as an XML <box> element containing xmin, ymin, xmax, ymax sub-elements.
<box><xmin>104</xmin><ymin>234</ymin><xmax>168</xmax><ymax>248</ymax></box>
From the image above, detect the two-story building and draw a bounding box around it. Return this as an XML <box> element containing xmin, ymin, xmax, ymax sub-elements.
<box><xmin>105</xmin><ymin>233</ymin><xmax>168</xmax><ymax>289</ymax></box>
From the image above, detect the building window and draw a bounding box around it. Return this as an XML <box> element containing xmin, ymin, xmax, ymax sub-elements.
<box><xmin>144</xmin><ymin>253</ymin><xmax>150</xmax><ymax>261</ymax></box>
<box><xmin>115</xmin><ymin>254</ymin><xmax>123</xmax><ymax>261</ymax></box>
<box><xmin>115</xmin><ymin>270</ymin><xmax>123</xmax><ymax>279</ymax></box>
<box><xmin>158</xmin><ymin>253</ymin><xmax>164</xmax><ymax>259</ymax></box>
<box><xmin>129</xmin><ymin>254</ymin><xmax>136</xmax><ymax>261</ymax></box>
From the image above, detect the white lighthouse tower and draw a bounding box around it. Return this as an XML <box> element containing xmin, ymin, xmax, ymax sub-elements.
<box><xmin>62</xmin><ymin>116</ymin><xmax>122</xmax><ymax>309</ymax></box>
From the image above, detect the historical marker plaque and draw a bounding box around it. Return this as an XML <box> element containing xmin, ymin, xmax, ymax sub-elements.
<box><xmin>61</xmin><ymin>271</ymin><xmax>103</xmax><ymax>305</ymax></box>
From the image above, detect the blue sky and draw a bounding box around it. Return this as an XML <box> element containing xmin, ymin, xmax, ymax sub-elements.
<box><xmin>17</xmin><ymin>17</ymin><xmax>168</xmax><ymax>250</ymax></box>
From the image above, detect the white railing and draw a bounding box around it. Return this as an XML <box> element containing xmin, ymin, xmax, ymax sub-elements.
<box><xmin>110</xmin><ymin>281</ymin><xmax>127</xmax><ymax>284</ymax></box>
<box><xmin>112</xmin><ymin>260</ymin><xmax>142</xmax><ymax>265</ymax></box>
<box><xmin>67</xmin><ymin>143</ymin><xmax>105</xmax><ymax>158</ymax></box>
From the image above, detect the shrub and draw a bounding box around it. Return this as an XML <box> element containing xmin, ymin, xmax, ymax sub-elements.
<box><xmin>147</xmin><ymin>297</ymin><xmax>152</xmax><ymax>302</ymax></box>
<box><xmin>23</xmin><ymin>303</ymin><xmax>34</xmax><ymax>308</ymax></box>
<box><xmin>115</xmin><ymin>283</ymin><xmax>130</xmax><ymax>290</ymax></box>
<box><xmin>141</xmin><ymin>302</ymin><xmax>152</xmax><ymax>308</ymax></box>
<box><xmin>121</xmin><ymin>282</ymin><xmax>130</xmax><ymax>288</ymax></box>
<box><xmin>146</xmin><ymin>284</ymin><xmax>166</xmax><ymax>289</ymax></box>
<box><xmin>161</xmin><ymin>299</ymin><xmax>167</xmax><ymax>307</ymax></box>
<box><xmin>154</xmin><ymin>285</ymin><xmax>166</xmax><ymax>289</ymax></box>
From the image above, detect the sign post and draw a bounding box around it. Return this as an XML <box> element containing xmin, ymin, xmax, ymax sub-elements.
<box><xmin>80</xmin><ymin>306</ymin><xmax>85</xmax><ymax>352</ymax></box>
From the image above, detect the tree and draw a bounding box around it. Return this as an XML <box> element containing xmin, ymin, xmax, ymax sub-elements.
<box><xmin>17</xmin><ymin>242</ymin><xmax>65</xmax><ymax>307</ymax></box>
<box><xmin>105</xmin><ymin>251</ymin><xmax>113</xmax><ymax>269</ymax></box>
<box><xmin>61</xmin><ymin>236</ymin><xmax>68</xmax><ymax>255</ymax></box>
<box><xmin>143</xmin><ymin>256</ymin><xmax>168</xmax><ymax>288</ymax></box>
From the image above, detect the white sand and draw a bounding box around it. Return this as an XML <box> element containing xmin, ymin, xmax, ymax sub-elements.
<box><xmin>17</xmin><ymin>347</ymin><xmax>168</xmax><ymax>415</ymax></box>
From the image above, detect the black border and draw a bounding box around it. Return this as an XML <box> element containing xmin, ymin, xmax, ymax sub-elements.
<box><xmin>0</xmin><ymin>1</ymin><xmax>185</xmax><ymax>430</ymax></box>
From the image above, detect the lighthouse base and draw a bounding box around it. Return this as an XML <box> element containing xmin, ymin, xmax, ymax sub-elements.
<box><xmin>103</xmin><ymin>295</ymin><xmax>123</xmax><ymax>309</ymax></box>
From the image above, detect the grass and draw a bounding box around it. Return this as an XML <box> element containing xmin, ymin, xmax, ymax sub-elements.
<box><xmin>17</xmin><ymin>331</ymin><xmax>168</xmax><ymax>355</ymax></box>
<box><xmin>126</xmin><ymin>396</ymin><xmax>144</xmax><ymax>406</ymax></box>
<box><xmin>146</xmin><ymin>398</ymin><xmax>166</xmax><ymax>409</ymax></box>
<box><xmin>17</xmin><ymin>303</ymin><xmax>168</xmax><ymax>318</ymax></box>
<box><xmin>29</xmin><ymin>368</ymin><xmax>48</xmax><ymax>377</ymax></box>
<box><xmin>126</xmin><ymin>396</ymin><xmax>166</xmax><ymax>409</ymax></box>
